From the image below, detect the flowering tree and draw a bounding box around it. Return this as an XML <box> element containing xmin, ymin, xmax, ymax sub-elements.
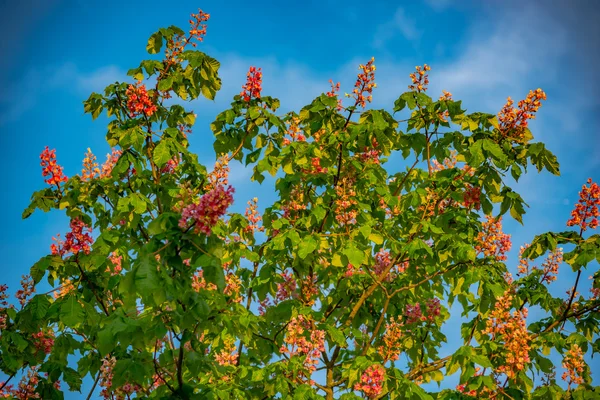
<box><xmin>1</xmin><ymin>9</ymin><xmax>599</xmax><ymax>400</ymax></box>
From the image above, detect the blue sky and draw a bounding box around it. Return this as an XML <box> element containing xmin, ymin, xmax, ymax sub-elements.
<box><xmin>0</xmin><ymin>0</ymin><xmax>599</xmax><ymax>397</ymax></box>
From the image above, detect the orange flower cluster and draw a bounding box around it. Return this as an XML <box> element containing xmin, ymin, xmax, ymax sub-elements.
<box><xmin>282</xmin><ymin>117</ymin><xmax>306</xmax><ymax>146</ymax></box>
<box><xmin>189</xmin><ymin>9</ymin><xmax>210</xmax><ymax>43</ymax></box>
<box><xmin>517</xmin><ymin>244</ymin><xmax>532</xmax><ymax>275</ymax></box>
<box><xmin>191</xmin><ymin>269</ymin><xmax>217</xmax><ymax>292</ymax></box>
<box><xmin>224</xmin><ymin>272</ymin><xmax>243</xmax><ymax>303</ymax></box>
<box><xmin>540</xmin><ymin>248</ymin><xmax>563</xmax><ymax>284</ymax></box>
<box><xmin>15</xmin><ymin>275</ymin><xmax>35</xmax><ymax>307</ymax></box>
<box><xmin>437</xmin><ymin>90</ymin><xmax>453</xmax><ymax>122</ymax></box>
<box><xmin>80</xmin><ymin>148</ymin><xmax>100</xmax><ymax>181</ymax></box>
<box><xmin>107</xmin><ymin>251</ymin><xmax>123</xmax><ymax>276</ymax></box>
<box><xmin>567</xmin><ymin>178</ymin><xmax>599</xmax><ymax>231</ymax></box>
<box><xmin>326</xmin><ymin>79</ymin><xmax>343</xmax><ymax>111</ymax></box>
<box><xmin>345</xmin><ymin>57</ymin><xmax>376</xmax><ymax>108</ymax></box>
<box><xmin>281</xmin><ymin>186</ymin><xmax>307</xmax><ymax>221</ymax></box>
<box><xmin>301</xmin><ymin>276</ymin><xmax>319</xmax><ymax>306</ymax></box>
<box><xmin>165</xmin><ymin>9</ymin><xmax>210</xmax><ymax>63</ymax></box>
<box><xmin>40</xmin><ymin>146</ymin><xmax>68</xmax><ymax>188</ymax></box>
<box><xmin>244</xmin><ymin>197</ymin><xmax>264</xmax><ymax>233</ymax></box>
<box><xmin>497</xmin><ymin>88</ymin><xmax>546</xmax><ymax>140</ymax></box>
<box><xmin>240</xmin><ymin>66</ymin><xmax>262</xmax><ymax>102</ymax></box>
<box><xmin>214</xmin><ymin>336</ymin><xmax>238</xmax><ymax>366</ymax></box>
<box><xmin>484</xmin><ymin>290</ymin><xmax>531</xmax><ymax>380</ymax></box>
<box><xmin>99</xmin><ymin>148</ymin><xmax>122</xmax><ymax>179</ymax></box>
<box><xmin>303</xmin><ymin>157</ymin><xmax>328</xmax><ymax>175</ymax></box>
<box><xmin>280</xmin><ymin>315</ymin><xmax>326</xmax><ymax>383</ymax></box>
<box><xmin>562</xmin><ymin>344</ymin><xmax>585</xmax><ymax>388</ymax></box>
<box><xmin>378</xmin><ymin>317</ymin><xmax>404</xmax><ymax>362</ymax></box>
<box><xmin>408</xmin><ymin>64</ymin><xmax>431</xmax><ymax>92</ymax></box>
<box><xmin>206</xmin><ymin>155</ymin><xmax>230</xmax><ymax>191</ymax></box>
<box><xmin>126</xmin><ymin>82</ymin><xmax>157</xmax><ymax>118</ymax></box>
<box><xmin>475</xmin><ymin>216</ymin><xmax>512</xmax><ymax>262</ymax></box>
<box><xmin>358</xmin><ymin>138</ymin><xmax>381</xmax><ymax>165</ymax></box>
<box><xmin>53</xmin><ymin>279</ymin><xmax>75</xmax><ymax>299</ymax></box>
<box><xmin>335</xmin><ymin>176</ymin><xmax>358</xmax><ymax>225</ymax></box>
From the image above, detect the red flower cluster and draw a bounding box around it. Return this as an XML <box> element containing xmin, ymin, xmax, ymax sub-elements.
<box><xmin>0</xmin><ymin>284</ymin><xmax>10</xmax><ymax>329</ymax></box>
<box><xmin>276</xmin><ymin>271</ymin><xmax>297</xmax><ymax>301</ymax></box>
<box><xmin>409</xmin><ymin>64</ymin><xmax>431</xmax><ymax>92</ymax></box>
<box><xmin>126</xmin><ymin>82</ymin><xmax>157</xmax><ymax>118</ymax></box>
<box><xmin>567</xmin><ymin>178</ymin><xmax>599</xmax><ymax>231</ymax></box>
<box><xmin>15</xmin><ymin>275</ymin><xmax>35</xmax><ymax>308</ymax></box>
<box><xmin>240</xmin><ymin>66</ymin><xmax>262</xmax><ymax>102</ymax></box>
<box><xmin>354</xmin><ymin>364</ymin><xmax>385</xmax><ymax>398</ymax></box>
<box><xmin>40</xmin><ymin>147</ymin><xmax>68</xmax><ymax>188</ymax></box>
<box><xmin>346</xmin><ymin>57</ymin><xmax>376</xmax><ymax>108</ymax></box>
<box><xmin>179</xmin><ymin>185</ymin><xmax>235</xmax><ymax>235</ymax></box>
<box><xmin>50</xmin><ymin>218</ymin><xmax>94</xmax><ymax>257</ymax></box>
<box><xmin>498</xmin><ymin>88</ymin><xmax>547</xmax><ymax>140</ymax></box>
<box><xmin>32</xmin><ymin>330</ymin><xmax>54</xmax><ymax>355</ymax></box>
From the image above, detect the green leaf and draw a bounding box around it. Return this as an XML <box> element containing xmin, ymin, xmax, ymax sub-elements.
<box><xmin>298</xmin><ymin>235</ymin><xmax>317</xmax><ymax>259</ymax></box>
<box><xmin>146</xmin><ymin>32</ymin><xmax>163</xmax><ymax>54</ymax></box>
<box><xmin>343</xmin><ymin>243</ymin><xmax>366</xmax><ymax>266</ymax></box>
<box><xmin>27</xmin><ymin>295</ymin><xmax>51</xmax><ymax>319</ymax></box>
<box><xmin>59</xmin><ymin>295</ymin><xmax>85</xmax><ymax>328</ymax></box>
<box><xmin>153</xmin><ymin>139</ymin><xmax>172</xmax><ymax>167</ymax></box>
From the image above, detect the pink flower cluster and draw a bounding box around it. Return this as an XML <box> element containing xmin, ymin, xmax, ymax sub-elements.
<box><xmin>354</xmin><ymin>364</ymin><xmax>385</xmax><ymax>398</ymax></box>
<box><xmin>51</xmin><ymin>218</ymin><xmax>94</xmax><ymax>257</ymax></box>
<box><xmin>405</xmin><ymin>299</ymin><xmax>441</xmax><ymax>324</ymax></box>
<box><xmin>280</xmin><ymin>315</ymin><xmax>325</xmax><ymax>380</ymax></box>
<box><xmin>276</xmin><ymin>271</ymin><xmax>298</xmax><ymax>301</ymax></box>
<box><xmin>214</xmin><ymin>336</ymin><xmax>239</xmax><ymax>366</ymax></box>
<box><xmin>107</xmin><ymin>251</ymin><xmax>123</xmax><ymax>276</ymax></box>
<box><xmin>179</xmin><ymin>185</ymin><xmax>235</xmax><ymax>235</ymax></box>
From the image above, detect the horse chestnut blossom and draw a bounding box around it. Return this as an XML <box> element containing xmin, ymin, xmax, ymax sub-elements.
<box><xmin>125</xmin><ymin>82</ymin><xmax>157</xmax><ymax>117</ymax></box>
<box><xmin>408</xmin><ymin>64</ymin><xmax>431</xmax><ymax>93</ymax></box>
<box><xmin>179</xmin><ymin>185</ymin><xmax>235</xmax><ymax>235</ymax></box>
<box><xmin>484</xmin><ymin>290</ymin><xmax>531</xmax><ymax>380</ymax></box>
<box><xmin>51</xmin><ymin>218</ymin><xmax>94</xmax><ymax>257</ymax></box>
<box><xmin>498</xmin><ymin>88</ymin><xmax>547</xmax><ymax>140</ymax></box>
<box><xmin>562</xmin><ymin>344</ymin><xmax>586</xmax><ymax>388</ymax></box>
<box><xmin>345</xmin><ymin>57</ymin><xmax>376</xmax><ymax>108</ymax></box>
<box><xmin>40</xmin><ymin>147</ymin><xmax>68</xmax><ymax>188</ymax></box>
<box><xmin>240</xmin><ymin>66</ymin><xmax>262</xmax><ymax>102</ymax></box>
<box><xmin>99</xmin><ymin>148</ymin><xmax>122</xmax><ymax>178</ymax></box>
<box><xmin>354</xmin><ymin>364</ymin><xmax>385</xmax><ymax>398</ymax></box>
<box><xmin>475</xmin><ymin>216</ymin><xmax>512</xmax><ymax>262</ymax></box>
<box><xmin>280</xmin><ymin>315</ymin><xmax>325</xmax><ymax>383</ymax></box>
<box><xmin>566</xmin><ymin>178</ymin><xmax>599</xmax><ymax>231</ymax></box>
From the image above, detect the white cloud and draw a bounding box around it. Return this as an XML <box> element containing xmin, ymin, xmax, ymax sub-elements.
<box><xmin>373</xmin><ymin>7</ymin><xmax>421</xmax><ymax>49</ymax></box>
